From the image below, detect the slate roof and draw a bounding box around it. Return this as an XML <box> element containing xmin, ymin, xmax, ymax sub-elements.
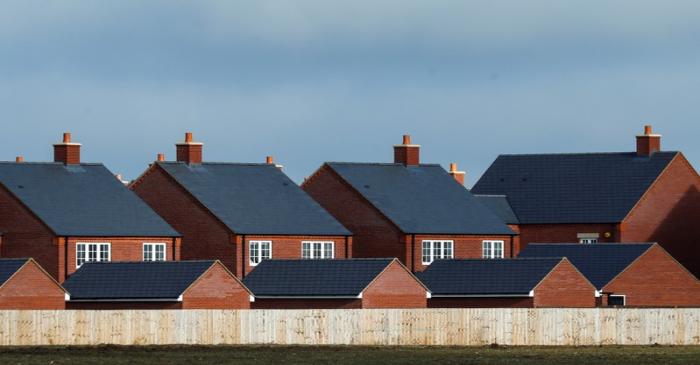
<box><xmin>517</xmin><ymin>243</ymin><xmax>653</xmax><ymax>289</ymax></box>
<box><xmin>416</xmin><ymin>258</ymin><xmax>564</xmax><ymax>296</ymax></box>
<box><xmin>0</xmin><ymin>162</ymin><xmax>179</xmax><ymax>237</ymax></box>
<box><xmin>0</xmin><ymin>259</ymin><xmax>29</xmax><ymax>287</ymax></box>
<box><xmin>156</xmin><ymin>162</ymin><xmax>350</xmax><ymax>235</ymax></box>
<box><xmin>62</xmin><ymin>261</ymin><xmax>218</xmax><ymax>300</ymax></box>
<box><xmin>243</xmin><ymin>259</ymin><xmax>397</xmax><ymax>297</ymax></box>
<box><xmin>471</xmin><ymin>152</ymin><xmax>679</xmax><ymax>224</ymax></box>
<box><xmin>325</xmin><ymin>163</ymin><xmax>514</xmax><ymax>235</ymax></box>
<box><xmin>473</xmin><ymin>195</ymin><xmax>519</xmax><ymax>224</ymax></box>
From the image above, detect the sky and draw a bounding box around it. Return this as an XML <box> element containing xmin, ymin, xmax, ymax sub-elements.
<box><xmin>1</xmin><ymin>1</ymin><xmax>699</xmax><ymax>185</ymax></box>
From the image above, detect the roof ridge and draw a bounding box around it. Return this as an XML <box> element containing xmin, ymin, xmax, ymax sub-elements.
<box><xmin>157</xmin><ymin>161</ymin><xmax>273</xmax><ymax>166</ymax></box>
<box><xmin>327</xmin><ymin>162</ymin><xmax>442</xmax><ymax>167</ymax></box>
<box><xmin>0</xmin><ymin>162</ymin><xmax>104</xmax><ymax>166</ymax></box>
<box><xmin>527</xmin><ymin>242</ymin><xmax>655</xmax><ymax>246</ymax></box>
<box><xmin>497</xmin><ymin>151</ymin><xmax>679</xmax><ymax>157</ymax></box>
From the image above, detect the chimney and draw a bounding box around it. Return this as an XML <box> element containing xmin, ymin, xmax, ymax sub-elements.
<box><xmin>176</xmin><ymin>132</ymin><xmax>203</xmax><ymax>164</ymax></box>
<box><xmin>448</xmin><ymin>163</ymin><xmax>466</xmax><ymax>185</ymax></box>
<box><xmin>157</xmin><ymin>153</ymin><xmax>165</xmax><ymax>162</ymax></box>
<box><xmin>53</xmin><ymin>132</ymin><xmax>81</xmax><ymax>164</ymax></box>
<box><xmin>15</xmin><ymin>156</ymin><xmax>24</xmax><ymax>163</ymax></box>
<box><xmin>636</xmin><ymin>125</ymin><xmax>661</xmax><ymax>157</ymax></box>
<box><xmin>393</xmin><ymin>134</ymin><xmax>420</xmax><ymax>165</ymax></box>
<box><xmin>266</xmin><ymin>155</ymin><xmax>284</xmax><ymax>170</ymax></box>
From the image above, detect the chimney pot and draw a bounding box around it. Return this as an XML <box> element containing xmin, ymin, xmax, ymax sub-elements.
<box><xmin>448</xmin><ymin>162</ymin><xmax>466</xmax><ymax>185</ymax></box>
<box><xmin>644</xmin><ymin>125</ymin><xmax>653</xmax><ymax>135</ymax></box>
<box><xmin>449</xmin><ymin>163</ymin><xmax>457</xmax><ymax>172</ymax></box>
<box><xmin>266</xmin><ymin>156</ymin><xmax>274</xmax><ymax>164</ymax></box>
<box><xmin>402</xmin><ymin>135</ymin><xmax>411</xmax><ymax>145</ymax></box>
<box><xmin>63</xmin><ymin>132</ymin><xmax>71</xmax><ymax>143</ymax></box>
<box><xmin>15</xmin><ymin>156</ymin><xmax>24</xmax><ymax>163</ymax></box>
<box><xmin>185</xmin><ymin>132</ymin><xmax>193</xmax><ymax>143</ymax></box>
<box><xmin>157</xmin><ymin>153</ymin><xmax>165</xmax><ymax>162</ymax></box>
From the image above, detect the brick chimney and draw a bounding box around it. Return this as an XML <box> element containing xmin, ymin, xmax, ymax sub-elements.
<box><xmin>176</xmin><ymin>132</ymin><xmax>203</xmax><ymax>164</ymax></box>
<box><xmin>54</xmin><ymin>132</ymin><xmax>81</xmax><ymax>165</ymax></box>
<box><xmin>15</xmin><ymin>156</ymin><xmax>24</xmax><ymax>163</ymax></box>
<box><xmin>636</xmin><ymin>125</ymin><xmax>661</xmax><ymax>157</ymax></box>
<box><xmin>448</xmin><ymin>162</ymin><xmax>466</xmax><ymax>185</ymax></box>
<box><xmin>394</xmin><ymin>134</ymin><xmax>420</xmax><ymax>165</ymax></box>
<box><xmin>266</xmin><ymin>155</ymin><xmax>284</xmax><ymax>170</ymax></box>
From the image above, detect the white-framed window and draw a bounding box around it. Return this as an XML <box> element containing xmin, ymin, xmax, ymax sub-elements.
<box><xmin>421</xmin><ymin>240</ymin><xmax>454</xmax><ymax>265</ymax></box>
<box><xmin>608</xmin><ymin>295</ymin><xmax>626</xmax><ymax>307</ymax></box>
<box><xmin>249</xmin><ymin>240</ymin><xmax>272</xmax><ymax>265</ymax></box>
<box><xmin>482</xmin><ymin>240</ymin><xmax>504</xmax><ymax>259</ymax></box>
<box><xmin>76</xmin><ymin>242</ymin><xmax>111</xmax><ymax>268</ymax></box>
<box><xmin>301</xmin><ymin>241</ymin><xmax>334</xmax><ymax>259</ymax></box>
<box><xmin>143</xmin><ymin>243</ymin><xmax>167</xmax><ymax>262</ymax></box>
<box><xmin>578</xmin><ymin>233</ymin><xmax>599</xmax><ymax>244</ymax></box>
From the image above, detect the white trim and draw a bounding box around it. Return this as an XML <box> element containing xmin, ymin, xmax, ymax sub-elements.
<box><xmin>143</xmin><ymin>242</ymin><xmax>167</xmax><ymax>262</ymax></box>
<box><xmin>421</xmin><ymin>240</ymin><xmax>454</xmax><ymax>265</ymax></box>
<box><xmin>301</xmin><ymin>241</ymin><xmax>334</xmax><ymax>259</ymax></box>
<box><xmin>76</xmin><ymin>242</ymin><xmax>111</xmax><ymax>268</ymax></box>
<box><xmin>608</xmin><ymin>294</ymin><xmax>626</xmax><ymax>306</ymax></box>
<box><xmin>249</xmin><ymin>295</ymin><xmax>255</xmax><ymax>303</ymax></box>
<box><xmin>64</xmin><ymin>293</ymin><xmax>71</xmax><ymax>300</ymax></box>
<box><xmin>528</xmin><ymin>290</ymin><xmax>534</xmax><ymax>297</ymax></box>
<box><xmin>577</xmin><ymin>233</ymin><xmax>600</xmax><ymax>239</ymax></box>
<box><xmin>249</xmin><ymin>240</ymin><xmax>272</xmax><ymax>266</ymax></box>
<box><xmin>426</xmin><ymin>292</ymin><xmax>432</xmax><ymax>299</ymax></box>
<box><xmin>482</xmin><ymin>240</ymin><xmax>505</xmax><ymax>259</ymax></box>
<box><xmin>177</xmin><ymin>294</ymin><xmax>183</xmax><ymax>302</ymax></box>
<box><xmin>356</xmin><ymin>292</ymin><xmax>363</xmax><ymax>299</ymax></box>
<box><xmin>595</xmin><ymin>290</ymin><xmax>601</xmax><ymax>298</ymax></box>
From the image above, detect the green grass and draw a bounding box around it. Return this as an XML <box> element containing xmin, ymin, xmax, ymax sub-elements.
<box><xmin>0</xmin><ymin>345</ymin><xmax>698</xmax><ymax>365</ymax></box>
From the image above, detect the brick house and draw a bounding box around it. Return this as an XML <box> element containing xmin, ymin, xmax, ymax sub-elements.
<box><xmin>130</xmin><ymin>133</ymin><xmax>351</xmax><ymax>278</ymax></box>
<box><xmin>243</xmin><ymin>258</ymin><xmax>429</xmax><ymax>309</ymax></box>
<box><xmin>302</xmin><ymin>135</ymin><xmax>515</xmax><ymax>272</ymax></box>
<box><xmin>471</xmin><ymin>126</ymin><xmax>700</xmax><ymax>276</ymax></box>
<box><xmin>0</xmin><ymin>258</ymin><xmax>67</xmax><ymax>309</ymax></box>
<box><xmin>0</xmin><ymin>133</ymin><xmax>180</xmax><ymax>283</ymax></box>
<box><xmin>417</xmin><ymin>258</ymin><xmax>596</xmax><ymax>308</ymax></box>
<box><xmin>63</xmin><ymin>260</ymin><xmax>253</xmax><ymax>309</ymax></box>
<box><xmin>519</xmin><ymin>243</ymin><xmax>700</xmax><ymax>307</ymax></box>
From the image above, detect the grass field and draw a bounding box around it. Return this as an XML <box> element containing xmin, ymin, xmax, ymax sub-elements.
<box><xmin>0</xmin><ymin>345</ymin><xmax>699</xmax><ymax>365</ymax></box>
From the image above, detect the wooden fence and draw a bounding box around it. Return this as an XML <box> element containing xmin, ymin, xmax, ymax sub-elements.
<box><xmin>1</xmin><ymin>308</ymin><xmax>699</xmax><ymax>346</ymax></box>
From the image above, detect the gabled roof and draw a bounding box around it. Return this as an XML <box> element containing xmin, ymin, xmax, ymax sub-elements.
<box><xmin>473</xmin><ymin>195</ymin><xmax>519</xmax><ymax>224</ymax></box>
<box><xmin>62</xmin><ymin>261</ymin><xmax>220</xmax><ymax>300</ymax></box>
<box><xmin>324</xmin><ymin>163</ymin><xmax>514</xmax><ymax>235</ymax></box>
<box><xmin>518</xmin><ymin>243</ymin><xmax>654</xmax><ymax>289</ymax></box>
<box><xmin>0</xmin><ymin>259</ymin><xmax>30</xmax><ymax>287</ymax></box>
<box><xmin>471</xmin><ymin>152</ymin><xmax>679</xmax><ymax>224</ymax></box>
<box><xmin>243</xmin><ymin>258</ymin><xmax>399</xmax><ymax>297</ymax></box>
<box><xmin>0</xmin><ymin>162</ymin><xmax>179</xmax><ymax>237</ymax></box>
<box><xmin>156</xmin><ymin>162</ymin><xmax>350</xmax><ymax>235</ymax></box>
<box><xmin>416</xmin><ymin>258</ymin><xmax>564</xmax><ymax>296</ymax></box>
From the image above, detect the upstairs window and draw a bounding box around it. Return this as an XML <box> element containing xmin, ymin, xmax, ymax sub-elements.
<box><xmin>608</xmin><ymin>295</ymin><xmax>626</xmax><ymax>306</ymax></box>
<box><xmin>76</xmin><ymin>243</ymin><xmax>110</xmax><ymax>267</ymax></box>
<box><xmin>421</xmin><ymin>240</ymin><xmax>454</xmax><ymax>265</ymax></box>
<box><xmin>578</xmin><ymin>233</ymin><xmax>600</xmax><ymax>244</ymax></box>
<box><xmin>249</xmin><ymin>240</ymin><xmax>272</xmax><ymax>265</ymax></box>
<box><xmin>302</xmin><ymin>241</ymin><xmax>334</xmax><ymax>259</ymax></box>
<box><xmin>143</xmin><ymin>243</ymin><xmax>167</xmax><ymax>262</ymax></box>
<box><xmin>482</xmin><ymin>240</ymin><xmax>504</xmax><ymax>259</ymax></box>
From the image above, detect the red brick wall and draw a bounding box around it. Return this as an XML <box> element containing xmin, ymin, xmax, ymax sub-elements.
<box><xmin>602</xmin><ymin>245</ymin><xmax>700</xmax><ymax>307</ymax></box>
<box><xmin>0</xmin><ymin>260</ymin><xmax>65</xmax><ymax>309</ymax></box>
<box><xmin>0</xmin><ymin>185</ymin><xmax>59</xmax><ymax>280</ymax></box>
<box><xmin>621</xmin><ymin>154</ymin><xmax>700</xmax><ymax>277</ymax></box>
<box><xmin>131</xmin><ymin>165</ymin><xmax>236</xmax><ymax>272</ymax></box>
<box><xmin>428</xmin><ymin>297</ymin><xmax>534</xmax><ymax>308</ymax></box>
<box><xmin>302</xmin><ymin>165</ymin><xmax>406</xmax><ymax>261</ymax></box>
<box><xmin>361</xmin><ymin>261</ymin><xmax>427</xmax><ymax>308</ymax></box>
<box><xmin>509</xmin><ymin>224</ymin><xmax>521</xmax><ymax>254</ymax></box>
<box><xmin>411</xmin><ymin>234</ymin><xmax>514</xmax><ymax>272</ymax></box>
<box><xmin>65</xmin><ymin>236</ymin><xmax>177</xmax><ymax>278</ymax></box>
<box><xmin>182</xmin><ymin>263</ymin><xmax>251</xmax><ymax>309</ymax></box>
<box><xmin>517</xmin><ymin>223</ymin><xmax>619</xmax><ymax>252</ymax></box>
<box><xmin>237</xmin><ymin>235</ymin><xmax>350</xmax><ymax>277</ymax></box>
<box><xmin>251</xmin><ymin>298</ymin><xmax>362</xmax><ymax>309</ymax></box>
<box><xmin>533</xmin><ymin>259</ymin><xmax>596</xmax><ymax>308</ymax></box>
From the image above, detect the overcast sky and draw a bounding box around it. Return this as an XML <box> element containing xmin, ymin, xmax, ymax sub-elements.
<box><xmin>1</xmin><ymin>1</ymin><xmax>699</xmax><ymax>185</ymax></box>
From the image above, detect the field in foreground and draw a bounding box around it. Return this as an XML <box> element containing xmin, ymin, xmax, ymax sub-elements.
<box><xmin>0</xmin><ymin>345</ymin><xmax>699</xmax><ymax>365</ymax></box>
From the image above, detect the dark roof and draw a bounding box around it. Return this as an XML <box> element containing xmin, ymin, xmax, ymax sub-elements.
<box><xmin>473</xmin><ymin>195</ymin><xmax>519</xmax><ymax>224</ymax></box>
<box><xmin>62</xmin><ymin>261</ymin><xmax>217</xmax><ymax>300</ymax></box>
<box><xmin>0</xmin><ymin>162</ymin><xmax>179</xmax><ymax>237</ymax></box>
<box><xmin>517</xmin><ymin>243</ymin><xmax>653</xmax><ymax>289</ymax></box>
<box><xmin>0</xmin><ymin>259</ymin><xmax>29</xmax><ymax>287</ymax></box>
<box><xmin>471</xmin><ymin>152</ymin><xmax>678</xmax><ymax>224</ymax></box>
<box><xmin>416</xmin><ymin>258</ymin><xmax>563</xmax><ymax>296</ymax></box>
<box><xmin>157</xmin><ymin>162</ymin><xmax>350</xmax><ymax>235</ymax></box>
<box><xmin>326</xmin><ymin>163</ymin><xmax>514</xmax><ymax>235</ymax></box>
<box><xmin>243</xmin><ymin>259</ymin><xmax>396</xmax><ymax>297</ymax></box>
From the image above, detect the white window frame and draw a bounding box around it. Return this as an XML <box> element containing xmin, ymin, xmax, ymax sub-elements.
<box><xmin>482</xmin><ymin>240</ymin><xmax>505</xmax><ymax>259</ymax></box>
<box><xmin>249</xmin><ymin>240</ymin><xmax>272</xmax><ymax>266</ymax></box>
<box><xmin>421</xmin><ymin>240</ymin><xmax>454</xmax><ymax>265</ymax></box>
<box><xmin>578</xmin><ymin>233</ymin><xmax>599</xmax><ymax>244</ymax></box>
<box><xmin>301</xmin><ymin>241</ymin><xmax>334</xmax><ymax>259</ymax></box>
<box><xmin>608</xmin><ymin>294</ymin><xmax>626</xmax><ymax>307</ymax></box>
<box><xmin>76</xmin><ymin>242</ymin><xmax>111</xmax><ymax>268</ymax></box>
<box><xmin>143</xmin><ymin>242</ymin><xmax>167</xmax><ymax>262</ymax></box>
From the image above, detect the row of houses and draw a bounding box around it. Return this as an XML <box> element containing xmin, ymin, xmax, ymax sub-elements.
<box><xmin>0</xmin><ymin>126</ymin><xmax>698</xmax><ymax>309</ymax></box>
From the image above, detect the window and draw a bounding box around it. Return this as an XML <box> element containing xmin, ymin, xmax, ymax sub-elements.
<box><xmin>76</xmin><ymin>243</ymin><xmax>110</xmax><ymax>267</ymax></box>
<box><xmin>482</xmin><ymin>240</ymin><xmax>504</xmax><ymax>259</ymax></box>
<box><xmin>249</xmin><ymin>240</ymin><xmax>272</xmax><ymax>265</ymax></box>
<box><xmin>301</xmin><ymin>241</ymin><xmax>334</xmax><ymax>259</ymax></box>
<box><xmin>143</xmin><ymin>243</ymin><xmax>167</xmax><ymax>262</ymax></box>
<box><xmin>578</xmin><ymin>233</ymin><xmax>599</xmax><ymax>244</ymax></box>
<box><xmin>608</xmin><ymin>295</ymin><xmax>626</xmax><ymax>306</ymax></box>
<box><xmin>421</xmin><ymin>240</ymin><xmax>454</xmax><ymax>265</ymax></box>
